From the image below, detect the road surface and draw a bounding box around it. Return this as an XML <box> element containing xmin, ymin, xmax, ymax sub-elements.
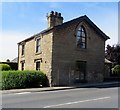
<box><xmin>2</xmin><ymin>87</ymin><xmax>118</xmax><ymax>108</ymax></box>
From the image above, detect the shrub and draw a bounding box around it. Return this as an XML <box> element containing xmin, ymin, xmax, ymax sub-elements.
<box><xmin>112</xmin><ymin>65</ymin><xmax>120</xmax><ymax>75</ymax></box>
<box><xmin>0</xmin><ymin>64</ymin><xmax>11</xmax><ymax>71</ymax></box>
<box><xmin>0</xmin><ymin>70</ymin><xmax>49</xmax><ymax>90</ymax></box>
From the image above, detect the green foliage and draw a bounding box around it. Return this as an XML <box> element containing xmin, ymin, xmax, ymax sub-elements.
<box><xmin>0</xmin><ymin>62</ymin><xmax>18</xmax><ymax>70</ymax></box>
<box><xmin>0</xmin><ymin>64</ymin><xmax>11</xmax><ymax>71</ymax></box>
<box><xmin>112</xmin><ymin>65</ymin><xmax>120</xmax><ymax>75</ymax></box>
<box><xmin>0</xmin><ymin>70</ymin><xmax>49</xmax><ymax>90</ymax></box>
<box><xmin>105</xmin><ymin>44</ymin><xmax>120</xmax><ymax>65</ymax></box>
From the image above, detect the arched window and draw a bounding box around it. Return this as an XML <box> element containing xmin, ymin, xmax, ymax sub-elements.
<box><xmin>76</xmin><ymin>26</ymin><xmax>86</xmax><ymax>49</ymax></box>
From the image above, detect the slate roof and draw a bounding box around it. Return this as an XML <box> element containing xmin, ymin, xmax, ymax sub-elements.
<box><xmin>18</xmin><ymin>27</ymin><xmax>53</xmax><ymax>44</ymax></box>
<box><xmin>18</xmin><ymin>15</ymin><xmax>109</xmax><ymax>44</ymax></box>
<box><xmin>55</xmin><ymin>15</ymin><xmax>109</xmax><ymax>40</ymax></box>
<box><xmin>11</xmin><ymin>57</ymin><xmax>18</xmax><ymax>63</ymax></box>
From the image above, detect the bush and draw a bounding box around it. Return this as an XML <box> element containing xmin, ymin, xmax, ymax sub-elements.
<box><xmin>0</xmin><ymin>70</ymin><xmax>49</xmax><ymax>90</ymax></box>
<box><xmin>1</xmin><ymin>62</ymin><xmax>18</xmax><ymax>70</ymax></box>
<box><xmin>112</xmin><ymin>65</ymin><xmax>120</xmax><ymax>75</ymax></box>
<box><xmin>0</xmin><ymin>64</ymin><xmax>11</xmax><ymax>71</ymax></box>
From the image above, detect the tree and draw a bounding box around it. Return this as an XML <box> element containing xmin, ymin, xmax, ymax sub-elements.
<box><xmin>105</xmin><ymin>44</ymin><xmax>120</xmax><ymax>65</ymax></box>
<box><xmin>112</xmin><ymin>65</ymin><xmax>120</xmax><ymax>75</ymax></box>
<box><xmin>0</xmin><ymin>64</ymin><xmax>11</xmax><ymax>71</ymax></box>
<box><xmin>6</xmin><ymin>59</ymin><xmax>10</xmax><ymax>62</ymax></box>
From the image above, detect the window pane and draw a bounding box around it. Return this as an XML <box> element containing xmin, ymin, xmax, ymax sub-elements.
<box><xmin>82</xmin><ymin>37</ymin><xmax>85</xmax><ymax>42</ymax></box>
<box><xmin>38</xmin><ymin>46</ymin><xmax>40</xmax><ymax>53</ymax></box>
<box><xmin>77</xmin><ymin>31</ymin><xmax>80</xmax><ymax>36</ymax></box>
<box><xmin>81</xmin><ymin>28</ymin><xmax>84</xmax><ymax>32</ymax></box>
<box><xmin>76</xmin><ymin>36</ymin><xmax>80</xmax><ymax>41</ymax></box>
<box><xmin>22</xmin><ymin>45</ymin><xmax>24</xmax><ymax>55</ymax></box>
<box><xmin>37</xmin><ymin>39</ymin><xmax>40</xmax><ymax>45</ymax></box>
<box><xmin>80</xmin><ymin>43</ymin><xmax>83</xmax><ymax>48</ymax></box>
<box><xmin>36</xmin><ymin>38</ymin><xmax>41</xmax><ymax>53</ymax></box>
<box><xmin>77</xmin><ymin>38</ymin><xmax>82</xmax><ymax>47</ymax></box>
<box><xmin>78</xmin><ymin>27</ymin><xmax>81</xmax><ymax>31</ymax></box>
<box><xmin>81</xmin><ymin>43</ymin><xmax>85</xmax><ymax>48</ymax></box>
<box><xmin>81</xmin><ymin>32</ymin><xmax>85</xmax><ymax>37</ymax></box>
<box><xmin>76</xmin><ymin>26</ymin><xmax>86</xmax><ymax>49</ymax></box>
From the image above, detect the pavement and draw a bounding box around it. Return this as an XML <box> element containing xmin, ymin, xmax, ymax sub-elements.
<box><xmin>1</xmin><ymin>81</ymin><xmax>120</xmax><ymax>94</ymax></box>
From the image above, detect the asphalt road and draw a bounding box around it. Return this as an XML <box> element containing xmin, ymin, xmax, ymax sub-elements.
<box><xmin>2</xmin><ymin>87</ymin><xmax>119</xmax><ymax>108</ymax></box>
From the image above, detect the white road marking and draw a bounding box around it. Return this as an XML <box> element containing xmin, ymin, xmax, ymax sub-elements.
<box><xmin>3</xmin><ymin>87</ymin><xmax>118</xmax><ymax>96</ymax></box>
<box><xmin>44</xmin><ymin>96</ymin><xmax>111</xmax><ymax>108</ymax></box>
<box><xmin>14</xmin><ymin>92</ymin><xmax>31</xmax><ymax>95</ymax></box>
<box><xmin>3</xmin><ymin>88</ymin><xmax>86</xmax><ymax>96</ymax></box>
<box><xmin>3</xmin><ymin>88</ymin><xmax>87</xmax><ymax>95</ymax></box>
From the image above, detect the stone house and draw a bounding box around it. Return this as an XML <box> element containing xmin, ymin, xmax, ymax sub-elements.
<box><xmin>18</xmin><ymin>11</ymin><xmax>109</xmax><ymax>86</ymax></box>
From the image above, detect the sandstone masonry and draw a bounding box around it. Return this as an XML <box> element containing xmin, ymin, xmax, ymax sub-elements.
<box><xmin>18</xmin><ymin>11</ymin><xmax>109</xmax><ymax>86</ymax></box>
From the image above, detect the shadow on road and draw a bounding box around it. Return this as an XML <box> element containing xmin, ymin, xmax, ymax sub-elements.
<box><xmin>73</xmin><ymin>81</ymin><xmax>120</xmax><ymax>89</ymax></box>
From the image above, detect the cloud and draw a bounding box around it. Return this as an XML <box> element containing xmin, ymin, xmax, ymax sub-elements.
<box><xmin>1</xmin><ymin>31</ymin><xmax>32</xmax><ymax>61</ymax></box>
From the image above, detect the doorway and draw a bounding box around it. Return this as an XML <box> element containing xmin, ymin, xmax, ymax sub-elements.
<box><xmin>75</xmin><ymin>61</ymin><xmax>86</xmax><ymax>83</ymax></box>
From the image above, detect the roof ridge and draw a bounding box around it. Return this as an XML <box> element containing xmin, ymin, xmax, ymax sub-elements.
<box><xmin>54</xmin><ymin>15</ymin><xmax>86</xmax><ymax>28</ymax></box>
<box><xmin>18</xmin><ymin>15</ymin><xmax>109</xmax><ymax>44</ymax></box>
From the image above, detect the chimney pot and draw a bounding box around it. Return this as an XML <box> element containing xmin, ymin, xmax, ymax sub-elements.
<box><xmin>58</xmin><ymin>13</ymin><xmax>61</xmax><ymax>17</ymax></box>
<box><xmin>47</xmin><ymin>11</ymin><xmax>63</xmax><ymax>28</ymax></box>
<box><xmin>55</xmin><ymin>12</ymin><xmax>58</xmax><ymax>16</ymax></box>
<box><xmin>50</xmin><ymin>11</ymin><xmax>54</xmax><ymax>15</ymax></box>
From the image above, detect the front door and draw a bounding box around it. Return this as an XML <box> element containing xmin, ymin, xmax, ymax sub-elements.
<box><xmin>76</xmin><ymin>61</ymin><xmax>86</xmax><ymax>83</ymax></box>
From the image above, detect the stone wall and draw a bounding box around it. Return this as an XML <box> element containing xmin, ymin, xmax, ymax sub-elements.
<box><xmin>18</xmin><ymin>31</ymin><xmax>53</xmax><ymax>85</ymax></box>
<box><xmin>18</xmin><ymin>19</ymin><xmax>106</xmax><ymax>86</ymax></box>
<box><xmin>18</xmin><ymin>39</ymin><xmax>35</xmax><ymax>70</ymax></box>
<box><xmin>52</xmin><ymin>20</ymin><xmax>105</xmax><ymax>86</ymax></box>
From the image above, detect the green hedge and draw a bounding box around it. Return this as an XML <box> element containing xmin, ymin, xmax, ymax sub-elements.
<box><xmin>0</xmin><ymin>64</ymin><xmax>11</xmax><ymax>71</ymax></box>
<box><xmin>0</xmin><ymin>62</ymin><xmax>18</xmax><ymax>70</ymax></box>
<box><xmin>0</xmin><ymin>70</ymin><xmax>49</xmax><ymax>90</ymax></box>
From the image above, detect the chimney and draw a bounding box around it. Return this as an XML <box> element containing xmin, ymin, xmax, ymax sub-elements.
<box><xmin>47</xmin><ymin>11</ymin><xmax>63</xmax><ymax>28</ymax></box>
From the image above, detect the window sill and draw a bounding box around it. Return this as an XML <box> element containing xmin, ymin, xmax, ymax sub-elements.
<box><xmin>75</xmin><ymin>47</ymin><xmax>87</xmax><ymax>51</ymax></box>
<box><xmin>21</xmin><ymin>55</ymin><xmax>25</xmax><ymax>58</ymax></box>
<box><xmin>35</xmin><ymin>52</ymin><xmax>42</xmax><ymax>55</ymax></box>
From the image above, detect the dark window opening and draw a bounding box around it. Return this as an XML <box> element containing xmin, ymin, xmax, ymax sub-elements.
<box><xmin>76</xmin><ymin>26</ymin><xmax>86</xmax><ymax>49</ymax></box>
<box><xmin>22</xmin><ymin>45</ymin><xmax>25</xmax><ymax>56</ymax></box>
<box><xmin>21</xmin><ymin>62</ymin><xmax>24</xmax><ymax>70</ymax></box>
<box><xmin>36</xmin><ymin>61</ymin><xmax>40</xmax><ymax>71</ymax></box>
<box><xmin>36</xmin><ymin>38</ymin><xmax>41</xmax><ymax>53</ymax></box>
<box><xmin>76</xmin><ymin>61</ymin><xmax>86</xmax><ymax>82</ymax></box>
